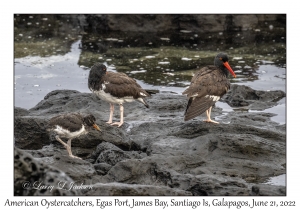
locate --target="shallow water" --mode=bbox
[264,174,286,186]
[14,15,286,125]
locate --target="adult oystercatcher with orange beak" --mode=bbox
[88,63,150,127]
[182,52,236,123]
[48,113,101,159]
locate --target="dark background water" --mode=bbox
[14,14,286,124]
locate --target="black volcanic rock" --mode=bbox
[86,182,192,196]
[14,117,49,150]
[14,87,286,196]
[79,14,285,34]
[92,142,147,166]
[14,147,79,196]
[93,163,112,175]
[251,184,286,196]
[223,84,286,109]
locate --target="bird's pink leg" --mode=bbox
[203,106,219,124]
[67,139,82,159]
[106,103,114,124]
[55,136,68,148]
[55,136,81,159]
[111,104,124,127]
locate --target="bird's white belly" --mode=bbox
[94,90,135,104]
[54,125,86,139]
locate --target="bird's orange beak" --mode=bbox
[93,124,101,131]
[223,62,236,78]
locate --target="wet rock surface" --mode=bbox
[14,85,286,196]
[251,184,286,196]
[222,84,286,109]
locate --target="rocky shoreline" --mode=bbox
[14,84,286,196]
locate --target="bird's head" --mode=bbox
[83,114,101,132]
[214,53,236,78]
[88,63,107,91]
[90,63,107,77]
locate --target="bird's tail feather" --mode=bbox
[184,97,216,121]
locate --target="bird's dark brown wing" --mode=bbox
[184,96,217,121]
[182,66,229,97]
[48,113,84,132]
[183,66,230,121]
[101,72,150,99]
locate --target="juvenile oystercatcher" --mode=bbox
[48,113,101,159]
[88,63,150,127]
[182,52,236,123]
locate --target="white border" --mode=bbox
[2,0,298,209]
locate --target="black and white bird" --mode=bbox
[88,63,150,127]
[182,53,236,123]
[48,113,101,159]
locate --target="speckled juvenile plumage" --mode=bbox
[48,113,101,159]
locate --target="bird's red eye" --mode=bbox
[219,57,222,61]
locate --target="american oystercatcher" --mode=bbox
[182,52,236,123]
[48,113,101,159]
[88,63,150,127]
